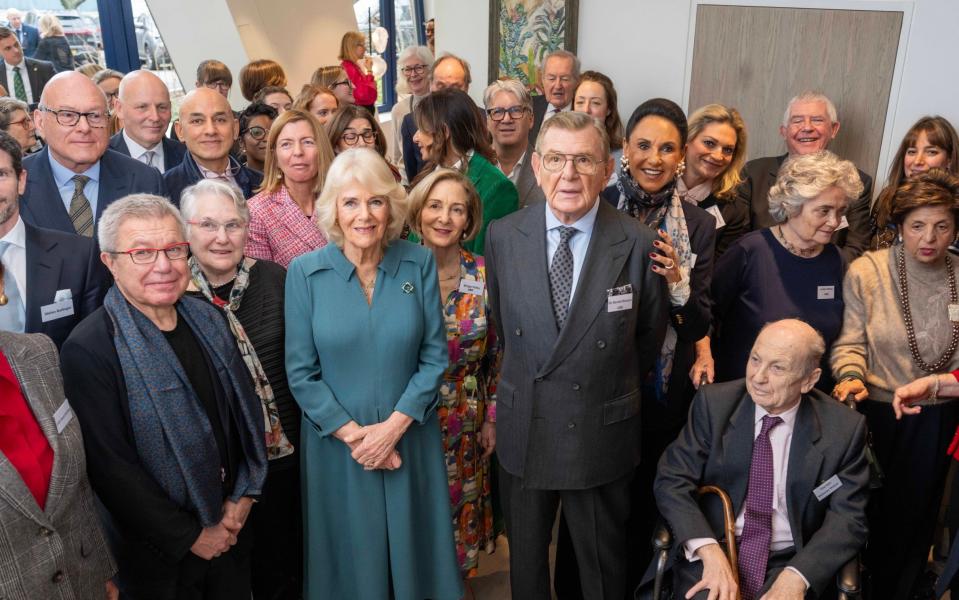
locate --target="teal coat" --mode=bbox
[285,240,462,599]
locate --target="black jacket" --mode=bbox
[163,152,263,206]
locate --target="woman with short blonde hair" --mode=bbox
[338,31,378,113]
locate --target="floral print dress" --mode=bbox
[438,248,500,577]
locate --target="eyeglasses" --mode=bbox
[340,130,377,145]
[38,105,108,128]
[487,106,528,121]
[108,242,190,264]
[401,64,428,76]
[540,153,604,175]
[242,125,267,140]
[203,81,230,93]
[331,79,353,90]
[188,219,246,236]
[7,116,32,130]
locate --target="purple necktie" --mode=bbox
[738,414,783,600]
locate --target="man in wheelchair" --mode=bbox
[651,319,869,600]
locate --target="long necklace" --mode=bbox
[897,247,959,372]
[775,225,819,258]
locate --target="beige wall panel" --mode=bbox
[688,5,902,187]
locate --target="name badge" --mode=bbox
[949,304,959,322]
[458,278,485,296]
[813,474,842,501]
[837,215,849,231]
[705,204,726,229]
[817,285,835,300]
[607,284,633,312]
[54,398,74,433]
[41,298,74,323]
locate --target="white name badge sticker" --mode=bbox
[458,279,485,296]
[817,285,835,300]
[607,284,634,312]
[813,474,842,501]
[950,303,959,322]
[837,216,850,231]
[54,399,74,434]
[705,204,726,229]
[40,298,74,323]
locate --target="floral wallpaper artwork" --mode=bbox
[488,0,579,90]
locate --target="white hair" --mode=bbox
[768,151,864,222]
[98,194,185,252]
[542,49,581,79]
[395,45,434,95]
[782,91,838,128]
[179,179,249,231]
[483,78,531,110]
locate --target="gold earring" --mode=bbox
[675,160,686,178]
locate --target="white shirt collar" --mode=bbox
[5,57,24,69]
[0,215,25,249]
[123,129,162,157]
[545,195,600,235]
[753,399,801,428]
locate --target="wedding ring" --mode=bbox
[664,260,675,270]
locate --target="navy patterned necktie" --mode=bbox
[548,225,576,329]
[738,414,784,600]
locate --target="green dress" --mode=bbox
[285,240,463,599]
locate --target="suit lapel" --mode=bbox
[720,393,756,512]
[517,157,537,207]
[24,224,60,333]
[0,339,51,525]
[541,201,628,374]
[786,397,823,548]
[97,153,129,222]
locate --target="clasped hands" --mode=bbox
[337,412,413,471]
[690,543,805,600]
[190,496,254,560]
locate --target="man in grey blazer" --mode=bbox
[737,91,873,262]
[654,319,869,599]
[485,78,546,209]
[486,111,667,599]
[0,331,115,599]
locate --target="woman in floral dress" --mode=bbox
[408,168,500,586]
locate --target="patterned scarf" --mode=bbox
[676,177,713,206]
[104,286,267,526]
[615,160,693,400]
[189,257,294,460]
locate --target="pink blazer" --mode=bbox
[245,186,327,268]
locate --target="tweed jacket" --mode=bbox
[0,331,115,600]
[245,185,328,269]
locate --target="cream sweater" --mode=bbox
[830,247,959,403]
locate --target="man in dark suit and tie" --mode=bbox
[0,26,52,109]
[528,50,579,146]
[654,319,869,600]
[20,72,165,236]
[5,9,38,57]
[109,70,186,173]
[0,131,108,347]
[485,111,667,599]
[737,92,873,262]
[401,53,471,183]
[485,78,546,209]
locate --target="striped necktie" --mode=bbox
[69,174,94,237]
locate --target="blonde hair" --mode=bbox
[338,31,366,63]
[686,104,748,200]
[407,168,482,242]
[316,148,408,249]
[38,14,64,37]
[768,151,863,223]
[259,109,334,196]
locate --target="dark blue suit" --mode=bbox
[401,112,425,184]
[163,152,263,206]
[24,221,110,348]
[13,24,39,57]
[108,131,187,173]
[19,147,166,235]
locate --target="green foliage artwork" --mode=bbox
[492,0,577,91]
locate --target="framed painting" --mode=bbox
[487,0,579,89]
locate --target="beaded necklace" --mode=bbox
[896,247,959,372]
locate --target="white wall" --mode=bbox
[437,0,959,191]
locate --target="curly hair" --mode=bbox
[768,151,863,223]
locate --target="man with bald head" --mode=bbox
[19,72,165,235]
[164,87,261,205]
[652,319,869,600]
[109,70,186,173]
[401,52,472,182]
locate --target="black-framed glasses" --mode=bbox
[108,242,190,264]
[340,130,377,145]
[203,81,230,93]
[487,106,528,121]
[540,153,604,175]
[241,125,267,140]
[38,105,108,128]
[331,79,353,90]
[401,64,428,76]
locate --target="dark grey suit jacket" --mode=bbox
[528,94,549,146]
[738,153,873,263]
[0,57,54,107]
[513,151,546,209]
[485,199,668,490]
[0,332,115,599]
[19,147,166,235]
[654,380,869,595]
[108,131,188,173]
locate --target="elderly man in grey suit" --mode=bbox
[654,319,869,600]
[0,331,116,600]
[485,110,667,599]
[485,78,546,209]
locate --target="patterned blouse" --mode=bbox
[245,185,327,269]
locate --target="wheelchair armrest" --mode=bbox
[652,520,673,552]
[836,554,861,599]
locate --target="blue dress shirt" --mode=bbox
[48,153,100,219]
[545,198,599,306]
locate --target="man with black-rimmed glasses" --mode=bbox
[19,72,165,236]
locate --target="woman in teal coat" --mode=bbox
[285,148,462,599]
[410,87,519,254]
